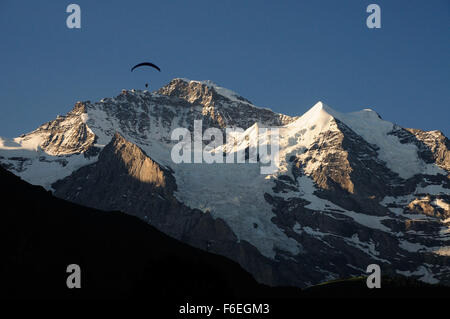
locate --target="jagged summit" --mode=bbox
[162,78,254,105]
[109,78,255,107]
[87,80,376,127]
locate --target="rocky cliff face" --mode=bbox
[156,79,293,129]
[52,132,282,285]
[1,78,449,287]
[401,128,450,172]
[22,102,97,156]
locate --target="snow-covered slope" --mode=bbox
[1,78,448,287]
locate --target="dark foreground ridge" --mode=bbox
[0,166,448,305]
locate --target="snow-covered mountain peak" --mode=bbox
[297,101,381,125]
[308,100,333,112]
[1,79,449,287]
[300,101,336,120]
[285,101,337,140]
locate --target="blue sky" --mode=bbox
[0,0,449,137]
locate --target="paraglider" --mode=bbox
[131,62,161,72]
[131,62,161,89]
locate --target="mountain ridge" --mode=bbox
[1,78,448,288]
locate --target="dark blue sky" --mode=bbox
[1,0,449,137]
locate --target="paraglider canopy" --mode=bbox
[131,62,161,72]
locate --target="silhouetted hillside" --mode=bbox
[0,166,448,308]
[0,166,283,301]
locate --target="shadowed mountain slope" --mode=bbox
[1,166,449,303]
